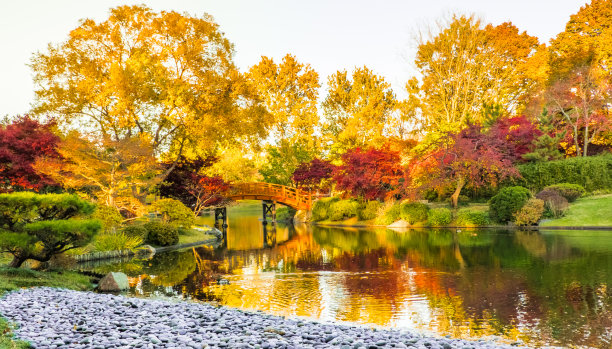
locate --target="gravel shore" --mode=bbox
[0,288,528,349]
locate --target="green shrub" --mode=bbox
[400,202,430,224]
[152,198,194,228]
[358,201,381,220]
[455,208,491,226]
[544,183,585,202]
[93,232,143,251]
[0,192,100,268]
[329,200,359,221]
[536,189,569,218]
[489,186,531,223]
[515,154,612,192]
[513,198,545,226]
[121,225,148,240]
[427,208,452,226]
[312,197,339,221]
[144,221,179,246]
[276,206,297,222]
[92,205,123,232]
[374,201,401,225]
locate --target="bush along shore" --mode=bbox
[0,288,528,349]
[308,183,612,229]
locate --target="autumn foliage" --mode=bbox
[0,116,59,193]
[292,158,335,192]
[408,125,519,207]
[333,147,403,200]
[158,157,230,216]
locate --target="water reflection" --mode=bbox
[83,204,612,348]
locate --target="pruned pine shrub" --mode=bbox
[427,208,452,226]
[514,198,545,226]
[489,186,531,223]
[0,192,100,268]
[400,202,429,224]
[152,198,194,228]
[144,221,179,246]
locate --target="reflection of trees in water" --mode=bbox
[89,224,612,347]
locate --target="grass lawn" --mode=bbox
[0,267,93,348]
[178,228,216,245]
[540,194,612,227]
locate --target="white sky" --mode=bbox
[0,0,588,117]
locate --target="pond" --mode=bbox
[84,202,612,348]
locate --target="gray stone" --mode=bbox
[98,272,130,292]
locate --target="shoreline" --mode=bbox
[0,287,530,349]
[311,222,612,231]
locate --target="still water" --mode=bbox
[88,203,612,348]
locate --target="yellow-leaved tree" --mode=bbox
[248,54,321,185]
[30,5,268,202]
[322,66,397,159]
[407,15,543,134]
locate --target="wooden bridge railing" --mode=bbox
[228,182,312,210]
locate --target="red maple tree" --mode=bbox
[0,116,60,192]
[292,158,335,192]
[488,116,541,163]
[333,147,403,200]
[158,157,230,216]
[408,125,519,207]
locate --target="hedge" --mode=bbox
[515,154,612,192]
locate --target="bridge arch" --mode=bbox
[227,182,312,211]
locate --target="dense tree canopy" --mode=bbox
[158,156,230,217]
[323,67,397,157]
[30,5,268,162]
[408,125,519,207]
[334,147,403,201]
[0,116,59,193]
[34,133,159,216]
[408,15,542,133]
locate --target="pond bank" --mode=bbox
[0,287,528,349]
[312,222,612,231]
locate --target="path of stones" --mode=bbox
[0,288,528,349]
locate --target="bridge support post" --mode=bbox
[214,207,228,229]
[262,200,276,224]
[263,222,277,248]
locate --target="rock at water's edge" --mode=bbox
[98,272,129,292]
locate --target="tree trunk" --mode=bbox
[9,255,27,268]
[450,176,465,208]
[583,124,589,157]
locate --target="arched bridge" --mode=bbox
[227,182,312,210]
[212,182,312,228]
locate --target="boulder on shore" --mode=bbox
[98,272,129,292]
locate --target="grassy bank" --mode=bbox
[540,194,612,227]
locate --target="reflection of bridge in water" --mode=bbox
[213,182,313,228]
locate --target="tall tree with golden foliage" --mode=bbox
[249,54,321,184]
[323,66,397,158]
[30,5,268,164]
[408,15,543,134]
[249,54,320,146]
